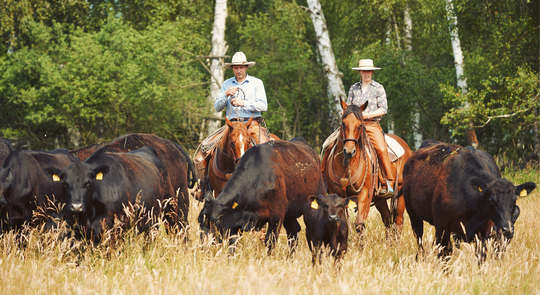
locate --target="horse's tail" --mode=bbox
[173,142,197,189]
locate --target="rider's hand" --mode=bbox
[231,96,245,107]
[225,87,238,96]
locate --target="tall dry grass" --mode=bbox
[0,166,539,294]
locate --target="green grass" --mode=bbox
[0,167,539,294]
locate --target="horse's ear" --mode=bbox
[246,116,253,127]
[340,99,348,112]
[225,117,234,129]
[360,101,369,112]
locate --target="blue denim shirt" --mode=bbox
[215,74,268,119]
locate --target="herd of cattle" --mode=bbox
[0,134,536,264]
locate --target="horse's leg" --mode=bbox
[283,213,301,255]
[374,197,393,239]
[355,187,372,239]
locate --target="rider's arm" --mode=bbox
[242,78,267,112]
[215,80,233,112]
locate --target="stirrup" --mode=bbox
[378,180,394,199]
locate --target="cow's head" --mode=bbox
[309,194,358,229]
[472,177,536,239]
[44,162,110,216]
[198,195,252,238]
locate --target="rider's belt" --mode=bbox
[230,117,261,123]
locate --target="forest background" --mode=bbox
[0,0,538,161]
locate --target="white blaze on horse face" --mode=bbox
[239,134,246,157]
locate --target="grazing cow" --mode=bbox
[0,149,78,232]
[0,137,14,165]
[70,133,196,224]
[44,146,176,239]
[304,194,358,264]
[198,138,326,253]
[402,140,536,258]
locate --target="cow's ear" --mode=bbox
[308,195,319,209]
[93,165,110,181]
[516,182,536,198]
[470,177,487,193]
[345,196,359,210]
[43,167,62,182]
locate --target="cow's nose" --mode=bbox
[328,214,340,222]
[71,203,84,212]
[501,226,513,238]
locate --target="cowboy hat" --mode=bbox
[351,59,381,71]
[224,52,256,69]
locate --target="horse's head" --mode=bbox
[340,100,368,167]
[226,117,254,164]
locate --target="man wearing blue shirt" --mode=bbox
[193,52,272,201]
[214,52,270,143]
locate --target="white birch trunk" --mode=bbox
[306,0,346,119]
[445,0,467,92]
[206,0,228,137]
[404,4,423,150]
[446,0,479,147]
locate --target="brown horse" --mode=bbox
[205,117,280,200]
[322,99,412,237]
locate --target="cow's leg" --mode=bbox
[265,218,282,255]
[374,197,393,239]
[406,206,425,259]
[436,227,452,258]
[283,213,301,254]
[90,216,113,241]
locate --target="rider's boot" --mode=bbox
[377,152,395,199]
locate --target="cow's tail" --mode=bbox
[174,142,197,189]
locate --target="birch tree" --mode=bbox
[404,4,423,150]
[445,0,478,147]
[205,0,228,137]
[305,0,346,125]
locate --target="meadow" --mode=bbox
[0,165,539,294]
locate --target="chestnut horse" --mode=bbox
[205,117,280,200]
[322,100,412,237]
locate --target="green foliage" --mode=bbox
[0,18,210,149]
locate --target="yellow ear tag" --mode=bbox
[52,174,60,182]
[232,202,238,209]
[311,200,318,210]
[347,199,357,210]
[478,187,482,192]
[96,172,103,180]
[520,189,527,197]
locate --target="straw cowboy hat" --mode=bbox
[351,59,381,71]
[224,52,256,69]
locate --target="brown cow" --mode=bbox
[304,194,358,264]
[402,140,536,259]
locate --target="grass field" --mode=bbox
[0,165,539,294]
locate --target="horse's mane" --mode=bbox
[218,124,232,151]
[342,104,363,121]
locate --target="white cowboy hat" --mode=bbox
[224,52,256,69]
[351,59,381,71]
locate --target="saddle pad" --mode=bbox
[385,134,405,162]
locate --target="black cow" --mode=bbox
[44,146,176,239]
[304,194,358,264]
[198,138,326,253]
[70,133,195,225]
[0,149,78,232]
[402,141,536,258]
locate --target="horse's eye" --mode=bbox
[231,143,235,149]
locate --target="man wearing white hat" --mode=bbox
[347,59,394,198]
[192,52,272,201]
[214,51,270,142]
